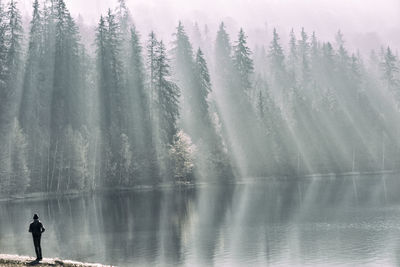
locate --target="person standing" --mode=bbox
[29,214,45,261]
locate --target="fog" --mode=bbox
[2,0,400,266]
[18,0,400,53]
[0,0,395,190]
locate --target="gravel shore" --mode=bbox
[0,254,113,267]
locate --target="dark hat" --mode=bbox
[33,214,39,220]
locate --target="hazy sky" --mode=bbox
[17,0,400,53]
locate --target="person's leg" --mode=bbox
[33,236,40,260]
[38,236,42,260]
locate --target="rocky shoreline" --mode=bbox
[0,254,113,267]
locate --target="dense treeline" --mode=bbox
[0,0,400,195]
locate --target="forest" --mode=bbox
[0,0,400,195]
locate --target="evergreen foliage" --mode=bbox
[1,1,400,195]
[233,28,254,95]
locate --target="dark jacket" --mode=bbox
[29,220,45,236]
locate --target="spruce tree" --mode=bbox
[19,0,44,191]
[6,0,23,77]
[298,28,311,88]
[0,3,7,90]
[95,9,132,187]
[0,1,25,195]
[171,21,196,138]
[95,15,113,187]
[215,22,233,84]
[128,26,158,183]
[155,40,180,146]
[194,48,212,126]
[147,31,158,116]
[233,28,254,96]
[268,28,286,83]
[2,0,23,123]
[287,28,297,80]
[196,47,234,181]
[129,26,148,133]
[20,0,42,130]
[268,28,289,111]
[115,0,131,36]
[381,47,399,90]
[46,0,89,191]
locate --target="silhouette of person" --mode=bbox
[29,214,45,261]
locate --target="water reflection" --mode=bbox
[2,175,400,266]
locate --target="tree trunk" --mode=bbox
[49,138,59,191]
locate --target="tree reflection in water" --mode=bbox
[1,175,400,266]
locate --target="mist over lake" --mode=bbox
[1,0,400,266]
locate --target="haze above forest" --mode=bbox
[17,0,400,54]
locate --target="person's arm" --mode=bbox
[29,223,32,233]
[41,223,45,233]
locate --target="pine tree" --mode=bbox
[268,28,286,71]
[147,31,158,114]
[233,28,254,95]
[155,40,180,146]
[6,0,23,80]
[298,28,309,57]
[381,46,399,90]
[194,47,235,181]
[288,28,297,76]
[95,9,132,187]
[268,28,289,108]
[0,3,7,90]
[128,26,158,183]
[171,21,195,133]
[310,31,319,63]
[96,16,109,130]
[172,21,216,148]
[337,39,350,72]
[95,15,114,187]
[106,9,123,131]
[105,9,131,186]
[172,22,194,77]
[0,1,26,195]
[129,26,148,130]
[115,0,133,125]
[322,42,335,78]
[298,28,311,87]
[2,0,399,190]
[42,0,90,191]
[19,0,45,191]
[215,22,233,84]
[195,48,212,126]
[51,0,84,132]
[1,0,23,123]
[115,0,131,36]
[20,0,42,127]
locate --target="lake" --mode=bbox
[1,174,400,266]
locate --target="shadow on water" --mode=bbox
[2,174,400,266]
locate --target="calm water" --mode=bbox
[2,174,400,266]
